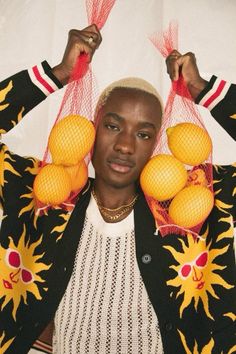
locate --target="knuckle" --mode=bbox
[68,29,82,42]
[91,23,99,31]
[185,52,195,59]
[69,29,79,36]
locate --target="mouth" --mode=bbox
[108,158,135,174]
[3,279,13,289]
[196,281,205,289]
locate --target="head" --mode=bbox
[92,77,163,190]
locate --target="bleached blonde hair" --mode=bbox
[94,77,163,125]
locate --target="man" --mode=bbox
[0,25,235,354]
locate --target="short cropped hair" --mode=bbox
[94,77,163,125]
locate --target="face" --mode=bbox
[92,88,162,189]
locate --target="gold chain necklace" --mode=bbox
[91,188,138,222]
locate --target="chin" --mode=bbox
[105,175,139,190]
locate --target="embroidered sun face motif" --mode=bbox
[178,250,208,288]
[0,225,50,320]
[164,234,234,319]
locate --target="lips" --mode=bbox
[196,281,205,289]
[3,279,13,289]
[108,158,135,174]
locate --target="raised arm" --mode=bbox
[0,24,102,135]
[0,25,102,211]
[52,24,102,86]
[166,50,236,140]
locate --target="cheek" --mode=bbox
[94,133,109,155]
[136,143,155,166]
[92,134,109,168]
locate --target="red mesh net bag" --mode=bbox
[140,21,214,237]
[33,0,115,214]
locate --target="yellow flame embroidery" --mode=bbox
[0,81,12,104]
[0,332,15,354]
[0,147,21,202]
[0,80,25,133]
[51,212,71,241]
[178,330,215,354]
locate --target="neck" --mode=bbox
[93,180,137,209]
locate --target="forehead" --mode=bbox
[98,87,162,127]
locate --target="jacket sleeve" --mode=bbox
[195,75,236,141]
[196,76,236,224]
[0,61,62,208]
[0,61,62,135]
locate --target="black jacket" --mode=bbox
[0,63,235,353]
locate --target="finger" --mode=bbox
[87,24,102,46]
[169,49,181,57]
[171,61,180,81]
[174,53,197,76]
[68,28,99,49]
[182,52,196,62]
[78,35,98,63]
[81,31,101,49]
[166,52,182,81]
[80,24,102,48]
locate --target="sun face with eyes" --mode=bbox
[0,225,50,320]
[164,234,234,319]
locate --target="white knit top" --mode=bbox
[53,195,163,354]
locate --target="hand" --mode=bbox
[52,24,102,86]
[166,50,208,100]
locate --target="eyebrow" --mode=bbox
[103,112,157,130]
[103,112,123,121]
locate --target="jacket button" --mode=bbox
[165,322,173,331]
[141,254,152,264]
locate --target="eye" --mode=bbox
[105,123,119,131]
[195,251,208,268]
[137,131,151,140]
[5,249,21,269]
[179,264,192,278]
[21,268,34,284]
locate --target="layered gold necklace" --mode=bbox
[91,188,138,222]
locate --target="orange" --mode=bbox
[169,185,214,228]
[65,160,88,192]
[140,154,187,201]
[166,122,212,166]
[33,164,72,205]
[48,114,95,166]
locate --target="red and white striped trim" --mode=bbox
[32,339,52,353]
[198,77,231,111]
[28,63,59,96]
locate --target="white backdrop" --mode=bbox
[0,0,235,166]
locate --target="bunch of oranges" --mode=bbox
[33,115,95,206]
[140,122,214,229]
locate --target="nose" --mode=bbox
[192,266,203,282]
[114,131,135,155]
[9,269,21,283]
